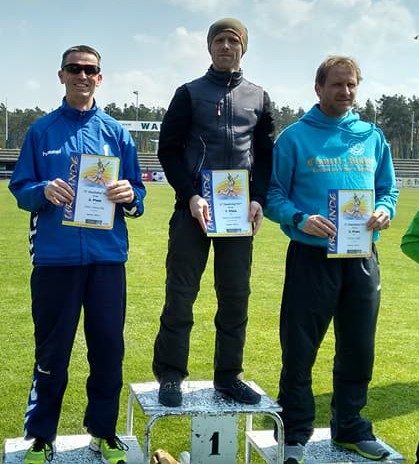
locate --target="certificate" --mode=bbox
[327,189,373,258]
[201,169,252,237]
[62,153,120,230]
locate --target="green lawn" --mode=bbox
[0,181,418,462]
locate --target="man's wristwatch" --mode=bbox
[292,211,305,227]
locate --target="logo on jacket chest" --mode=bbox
[42,148,62,157]
[348,140,366,156]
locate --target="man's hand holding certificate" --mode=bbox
[328,189,373,258]
[201,169,252,237]
[62,153,120,230]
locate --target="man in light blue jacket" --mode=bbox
[9,45,146,464]
[265,55,398,464]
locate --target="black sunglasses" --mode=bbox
[62,63,101,75]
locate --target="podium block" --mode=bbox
[2,435,143,464]
[246,427,405,463]
[191,414,239,462]
[126,380,283,464]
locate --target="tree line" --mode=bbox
[1,95,419,159]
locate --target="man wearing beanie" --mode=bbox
[207,17,248,55]
[152,17,274,407]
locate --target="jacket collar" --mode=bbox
[60,97,98,120]
[205,66,243,88]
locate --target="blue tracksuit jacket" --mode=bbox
[9,98,146,265]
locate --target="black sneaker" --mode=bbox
[214,379,261,404]
[158,379,182,407]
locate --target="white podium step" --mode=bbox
[246,427,405,463]
[2,434,143,464]
[127,381,283,464]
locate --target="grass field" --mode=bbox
[0,180,418,463]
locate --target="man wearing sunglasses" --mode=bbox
[9,45,146,464]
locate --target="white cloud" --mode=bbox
[25,79,41,90]
[133,33,157,45]
[245,0,419,108]
[251,0,415,49]
[99,0,419,113]
[100,27,210,109]
[169,0,240,13]
[100,70,167,109]
[165,27,209,74]
[252,0,314,35]
[17,19,29,36]
[3,0,419,113]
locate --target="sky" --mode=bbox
[2,0,419,115]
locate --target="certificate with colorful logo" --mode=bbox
[62,153,119,229]
[201,169,252,237]
[327,189,373,258]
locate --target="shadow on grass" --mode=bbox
[259,381,419,428]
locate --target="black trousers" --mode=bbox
[153,209,253,383]
[25,264,126,443]
[278,241,380,444]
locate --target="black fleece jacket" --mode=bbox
[158,66,275,209]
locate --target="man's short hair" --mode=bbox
[61,45,101,68]
[315,56,362,86]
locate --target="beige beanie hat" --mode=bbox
[207,17,248,55]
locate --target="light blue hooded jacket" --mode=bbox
[264,104,399,247]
